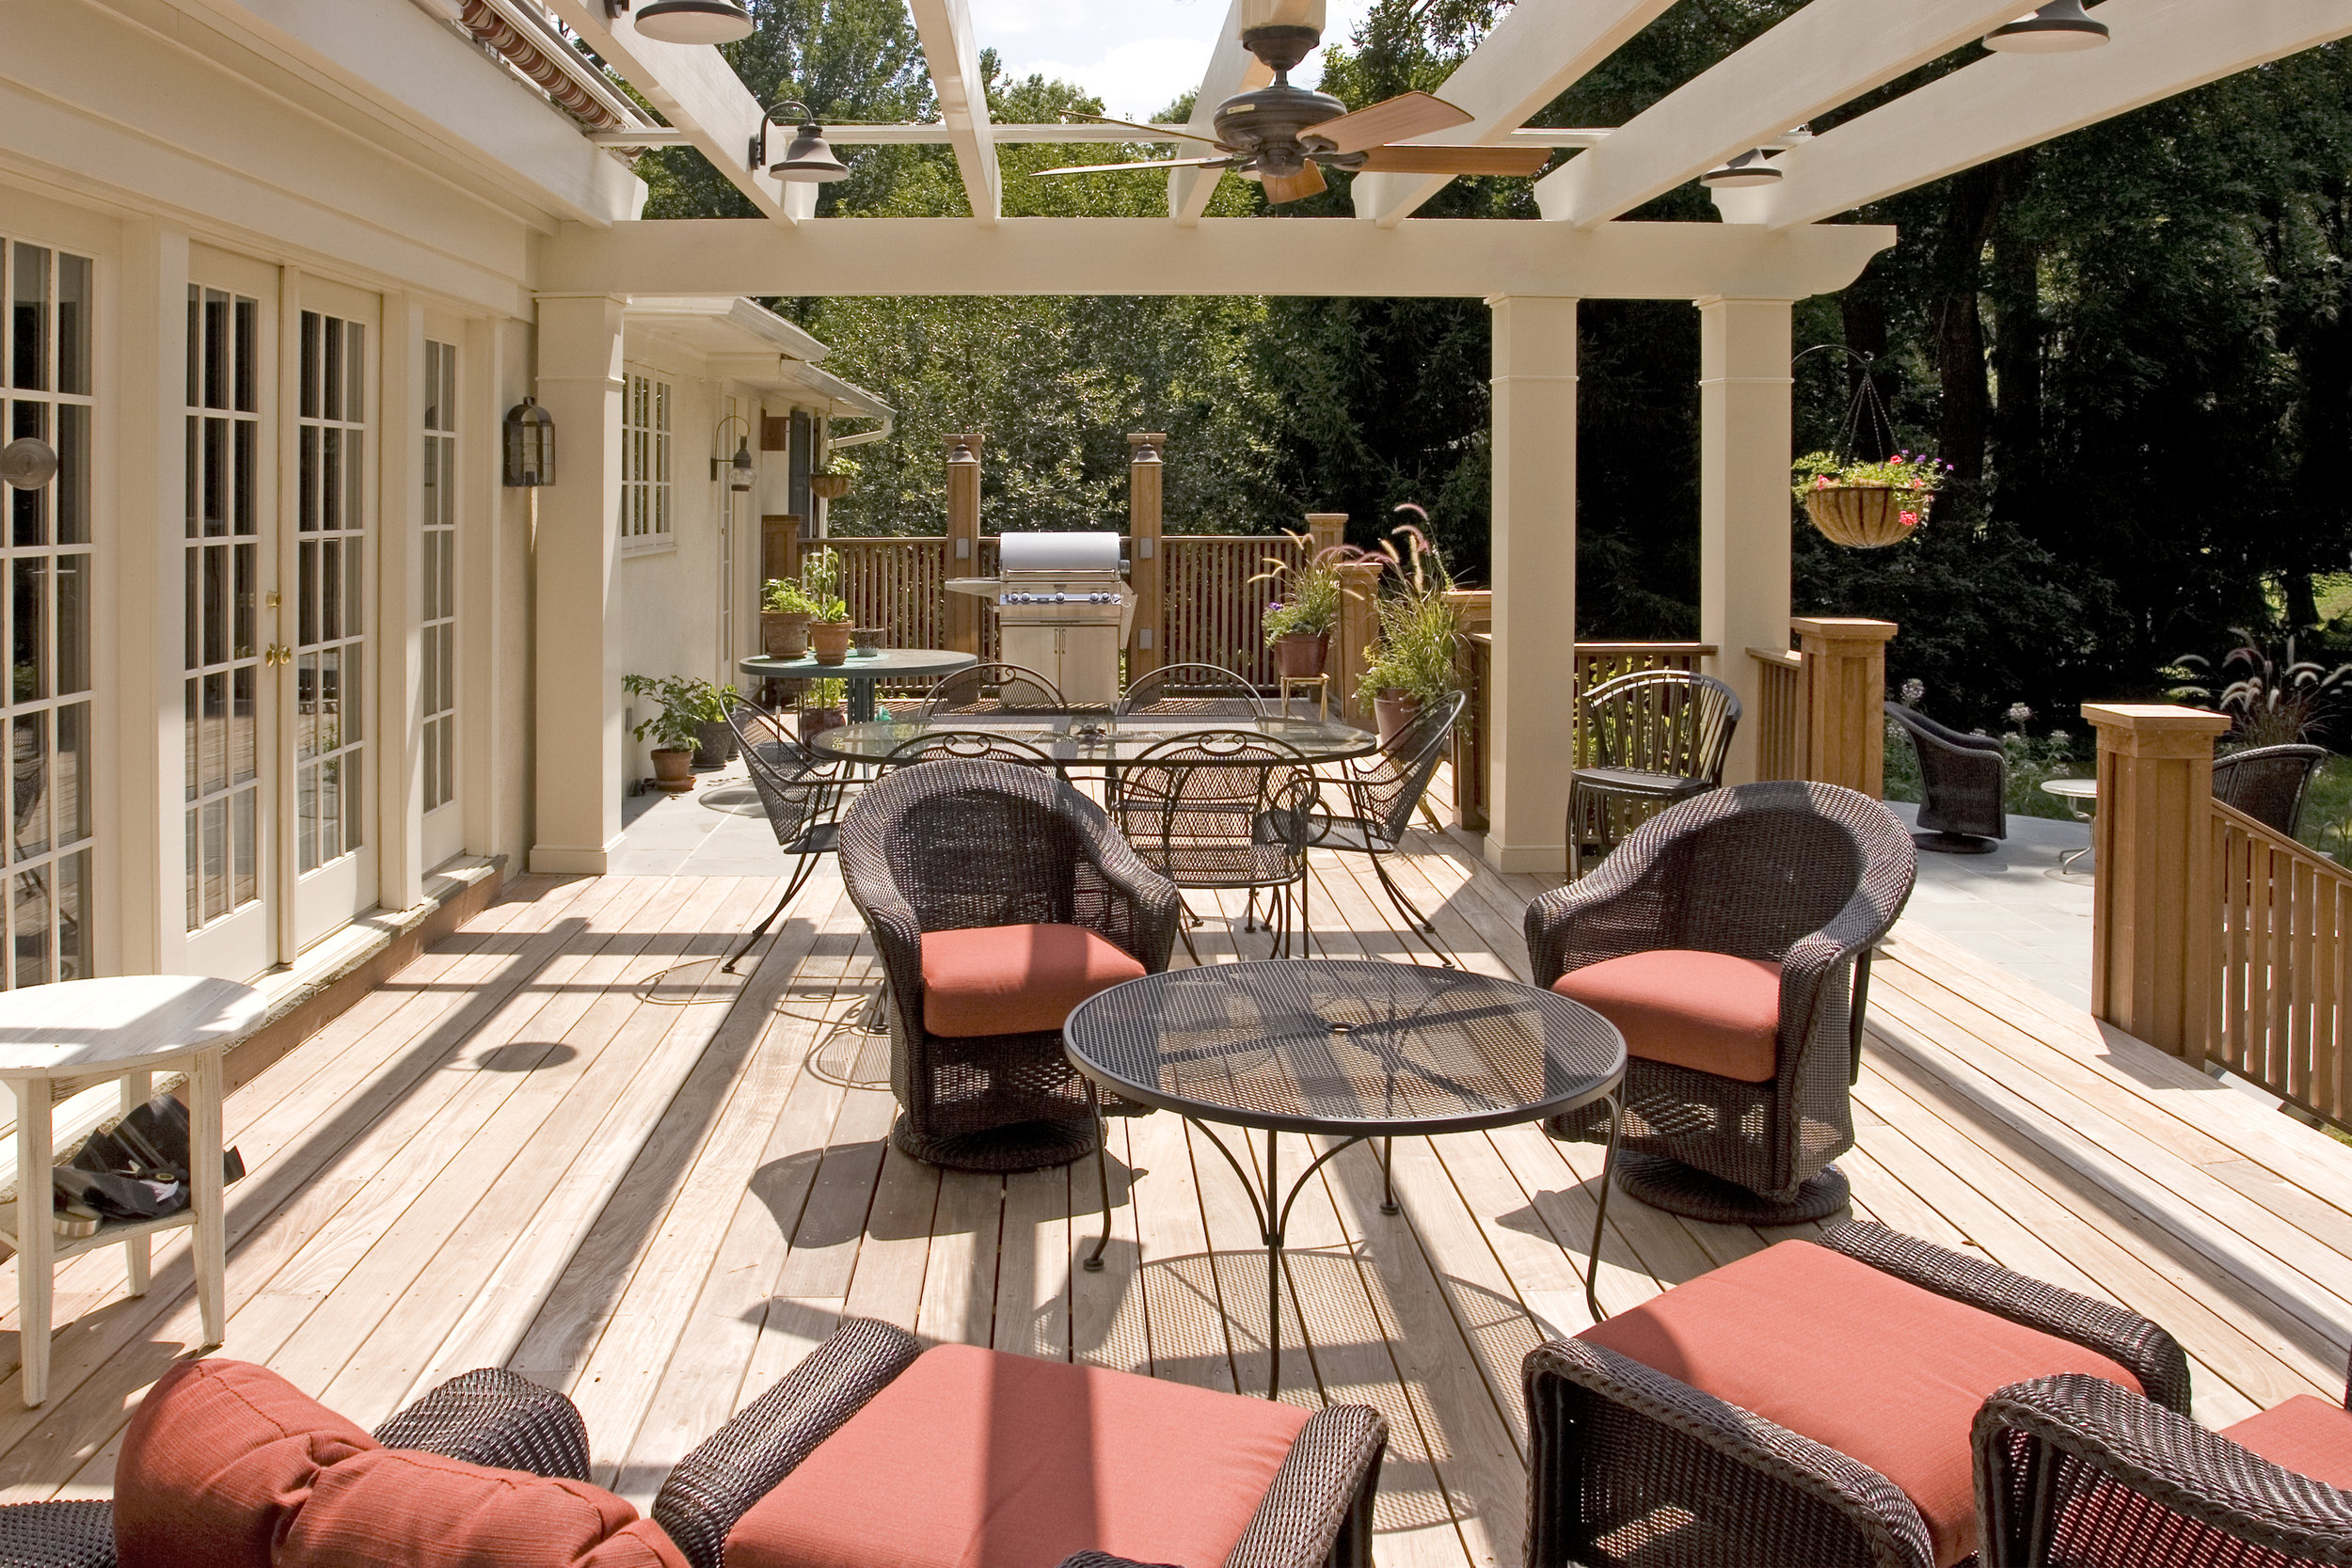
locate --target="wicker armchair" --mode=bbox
[1974,1347,2352,1567]
[1299,690,1465,966]
[723,705,850,974]
[657,1319,1388,1568]
[1117,662,1267,721]
[838,759,1182,1171]
[0,1367,590,1568]
[1528,1221,2191,1568]
[2212,742,2329,837]
[1884,701,2008,852]
[1569,671,1740,879]
[1527,780,1916,1223]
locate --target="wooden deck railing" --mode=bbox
[2210,798,2349,1129]
[1163,534,1302,685]
[1749,646,1807,781]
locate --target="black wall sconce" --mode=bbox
[712,413,756,492]
[503,398,555,487]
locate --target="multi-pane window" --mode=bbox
[620,372,670,549]
[421,340,457,813]
[4,240,95,985]
[294,310,367,873]
[183,283,262,932]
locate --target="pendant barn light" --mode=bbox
[753,101,850,182]
[1985,0,2109,53]
[712,415,757,491]
[1701,149,1781,188]
[604,0,754,46]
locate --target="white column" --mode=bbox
[378,293,426,910]
[459,315,510,865]
[1485,295,1580,874]
[1697,296,1794,787]
[529,294,626,875]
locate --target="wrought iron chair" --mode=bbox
[883,727,1064,776]
[2212,742,2329,837]
[722,705,850,975]
[1974,1343,2352,1567]
[1528,780,1916,1223]
[914,661,1066,720]
[1568,670,1740,879]
[1115,662,1267,721]
[1884,700,2008,852]
[838,759,1181,1170]
[1297,690,1466,966]
[1111,729,1318,962]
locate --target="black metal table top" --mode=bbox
[1063,959,1626,1137]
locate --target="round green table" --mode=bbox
[738,649,977,721]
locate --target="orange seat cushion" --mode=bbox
[279,1448,687,1568]
[724,1343,1311,1568]
[2222,1395,2352,1490]
[1578,1240,2143,1568]
[921,924,1146,1037]
[1550,949,1783,1083]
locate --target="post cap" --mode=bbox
[1791,616,1899,644]
[2082,703,2232,760]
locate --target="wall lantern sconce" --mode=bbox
[753,101,851,182]
[0,438,57,490]
[713,414,756,492]
[602,0,753,45]
[1985,1,2109,52]
[502,398,555,487]
[1701,148,1781,188]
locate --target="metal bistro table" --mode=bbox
[1064,959,1627,1397]
[738,648,977,723]
[2041,776,2099,877]
[807,711,1382,769]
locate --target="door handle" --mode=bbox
[262,643,293,667]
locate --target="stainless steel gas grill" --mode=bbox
[946,531,1135,705]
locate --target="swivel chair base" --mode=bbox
[1913,829,1998,855]
[1615,1151,1852,1225]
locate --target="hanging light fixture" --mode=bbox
[605,0,754,46]
[1701,149,1781,188]
[1984,1,2109,53]
[501,399,554,488]
[752,101,850,182]
[712,415,756,492]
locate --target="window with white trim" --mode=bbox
[620,372,671,551]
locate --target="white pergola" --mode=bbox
[521,0,2352,874]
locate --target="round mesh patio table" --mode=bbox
[1064,958,1626,1395]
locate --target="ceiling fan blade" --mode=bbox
[1062,114,1225,148]
[1353,145,1553,177]
[1031,156,1234,177]
[1260,163,1327,205]
[1304,91,1471,155]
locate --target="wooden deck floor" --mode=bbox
[1,829,2348,1568]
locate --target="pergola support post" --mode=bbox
[1484,294,1580,874]
[2084,704,2232,1063]
[1697,296,1794,787]
[945,434,984,655]
[529,294,627,875]
[1127,434,1166,678]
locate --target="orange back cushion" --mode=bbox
[278,1448,687,1568]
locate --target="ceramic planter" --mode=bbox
[810,621,853,665]
[650,749,696,793]
[1273,631,1329,679]
[799,705,847,742]
[691,720,734,769]
[761,610,813,659]
[1373,689,1422,746]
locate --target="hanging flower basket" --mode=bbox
[1804,483,1934,548]
[808,471,852,500]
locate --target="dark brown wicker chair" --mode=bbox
[1299,689,1466,966]
[1116,662,1267,721]
[1569,670,1740,879]
[656,1319,1388,1568]
[1884,701,2008,853]
[723,705,850,974]
[1111,729,1317,961]
[838,759,1183,1171]
[0,1367,592,1568]
[1527,1221,2191,1568]
[2212,742,2329,837]
[915,661,1066,719]
[1527,780,1917,1223]
[1974,1345,2352,1567]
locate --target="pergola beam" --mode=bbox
[1353,0,1680,229]
[1534,0,2032,230]
[908,0,1001,224]
[1717,0,2352,230]
[1168,0,1272,226]
[536,0,792,225]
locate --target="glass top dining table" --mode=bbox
[804,710,1383,768]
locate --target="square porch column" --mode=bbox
[1485,295,1580,873]
[1698,296,1795,787]
[529,294,626,875]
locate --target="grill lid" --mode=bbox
[999,531,1122,577]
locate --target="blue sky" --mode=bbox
[969,1,1382,120]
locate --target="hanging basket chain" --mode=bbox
[1791,344,1928,549]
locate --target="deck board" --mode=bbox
[1,841,2346,1564]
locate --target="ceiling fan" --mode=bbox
[1032,2,1549,205]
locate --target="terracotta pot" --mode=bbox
[650,749,696,793]
[799,706,847,742]
[761,610,812,660]
[1803,484,1932,549]
[1373,689,1422,746]
[1273,631,1330,679]
[810,621,853,665]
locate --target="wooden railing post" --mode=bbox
[2084,704,2233,1062]
[1127,434,1166,679]
[1335,559,1383,726]
[761,514,801,590]
[1305,512,1347,557]
[944,433,983,655]
[1792,617,1897,797]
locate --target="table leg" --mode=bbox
[1085,1095,1112,1274]
[848,678,877,723]
[1379,1137,1398,1215]
[190,1050,226,1349]
[1587,1092,1623,1325]
[1262,1130,1281,1400]
[120,1069,151,1297]
[11,1078,50,1407]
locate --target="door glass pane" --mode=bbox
[11,246,47,390]
[11,712,44,860]
[183,274,261,934]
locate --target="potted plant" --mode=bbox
[761,576,819,659]
[801,548,854,666]
[1791,451,1949,548]
[1253,531,1343,679]
[801,677,849,741]
[622,673,735,793]
[1354,519,1465,743]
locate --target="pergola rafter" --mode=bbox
[907,0,1001,224]
[1168,0,1275,227]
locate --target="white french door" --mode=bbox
[418,331,463,871]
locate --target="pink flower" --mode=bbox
[1813,476,1831,488]
[1899,511,1920,528]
